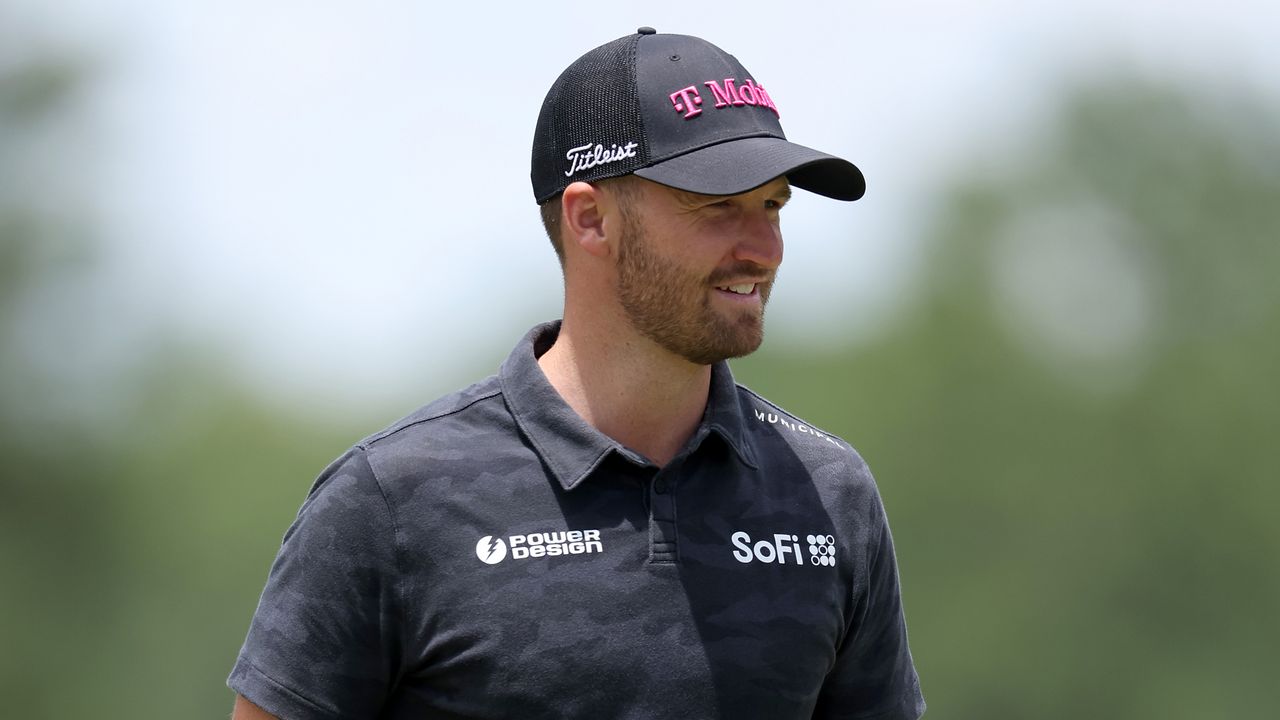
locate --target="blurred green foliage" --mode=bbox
[0,45,362,718]
[736,80,1280,717]
[2,35,1277,719]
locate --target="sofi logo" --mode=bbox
[731,531,837,567]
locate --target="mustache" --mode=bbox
[707,262,775,286]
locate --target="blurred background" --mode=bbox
[2,1,1277,717]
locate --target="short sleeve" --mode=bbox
[227,446,403,720]
[813,498,925,719]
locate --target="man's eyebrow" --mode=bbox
[669,183,791,207]
[767,185,793,206]
[670,188,721,206]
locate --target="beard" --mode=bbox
[614,208,774,366]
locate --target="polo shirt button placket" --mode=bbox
[649,472,678,564]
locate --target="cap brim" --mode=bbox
[633,136,865,201]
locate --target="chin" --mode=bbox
[684,327,765,365]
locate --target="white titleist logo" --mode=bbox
[732,531,837,567]
[564,142,639,177]
[476,529,604,564]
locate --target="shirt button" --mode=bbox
[654,478,669,494]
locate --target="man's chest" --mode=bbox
[382,468,858,719]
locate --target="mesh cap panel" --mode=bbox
[531,34,650,203]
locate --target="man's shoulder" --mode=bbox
[732,383,891,522]
[296,373,523,520]
[357,373,511,456]
[733,383,871,472]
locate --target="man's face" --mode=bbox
[613,177,790,365]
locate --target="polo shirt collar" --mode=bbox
[500,321,759,491]
[703,355,760,471]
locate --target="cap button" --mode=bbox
[637,26,656,35]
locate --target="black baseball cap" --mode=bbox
[531,27,865,204]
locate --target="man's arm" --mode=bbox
[232,694,279,720]
[227,447,403,718]
[812,488,925,719]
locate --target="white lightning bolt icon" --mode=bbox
[475,535,507,564]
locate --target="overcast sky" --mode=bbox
[15,0,1279,409]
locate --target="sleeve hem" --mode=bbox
[816,696,926,720]
[227,654,340,720]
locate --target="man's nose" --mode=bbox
[732,212,784,270]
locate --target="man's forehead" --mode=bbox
[661,176,792,205]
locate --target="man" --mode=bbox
[229,28,924,720]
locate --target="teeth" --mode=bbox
[727,283,754,294]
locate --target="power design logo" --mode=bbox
[732,531,837,567]
[475,529,604,564]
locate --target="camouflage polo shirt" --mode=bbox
[228,321,925,720]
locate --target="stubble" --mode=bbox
[614,204,773,366]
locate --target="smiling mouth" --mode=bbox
[715,283,757,295]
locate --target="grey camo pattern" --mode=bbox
[228,321,925,720]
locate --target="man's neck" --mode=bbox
[537,319,711,468]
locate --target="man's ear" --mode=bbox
[561,181,612,260]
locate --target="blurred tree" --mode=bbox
[736,79,1280,718]
[0,31,359,718]
[1,40,109,718]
